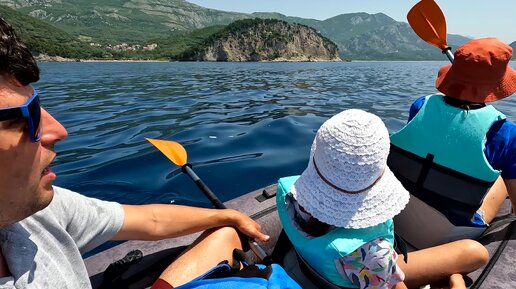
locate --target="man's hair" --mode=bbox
[0,17,39,85]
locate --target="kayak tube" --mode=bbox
[85,184,516,289]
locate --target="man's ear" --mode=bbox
[0,74,34,102]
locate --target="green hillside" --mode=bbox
[0,5,102,58]
[112,26,225,60]
[0,3,225,60]
[1,0,247,44]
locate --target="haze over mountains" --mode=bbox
[1,0,509,60]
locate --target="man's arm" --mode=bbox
[112,204,270,242]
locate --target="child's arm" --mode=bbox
[396,239,487,288]
[392,281,408,289]
[449,274,466,289]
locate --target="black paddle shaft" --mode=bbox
[442,47,454,62]
[181,164,270,262]
[182,165,225,209]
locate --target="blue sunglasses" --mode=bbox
[0,89,42,142]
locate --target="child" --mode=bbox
[276,109,487,289]
[390,38,516,247]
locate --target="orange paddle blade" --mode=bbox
[146,138,187,166]
[407,0,448,50]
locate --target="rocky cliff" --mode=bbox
[178,19,341,62]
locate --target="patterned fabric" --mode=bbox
[337,237,404,289]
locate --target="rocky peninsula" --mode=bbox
[177,19,341,62]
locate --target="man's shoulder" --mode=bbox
[48,186,85,209]
[50,186,122,215]
[52,186,80,196]
[51,186,104,205]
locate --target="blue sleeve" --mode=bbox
[485,119,516,179]
[408,96,426,122]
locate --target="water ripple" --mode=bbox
[37,61,516,206]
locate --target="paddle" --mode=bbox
[407,0,454,62]
[146,137,270,262]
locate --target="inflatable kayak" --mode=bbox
[85,184,515,289]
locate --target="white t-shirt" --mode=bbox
[0,186,124,288]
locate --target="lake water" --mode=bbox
[39,61,516,207]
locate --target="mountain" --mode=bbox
[511,41,516,59]
[448,34,471,47]
[0,0,249,44]
[0,5,101,58]
[177,19,340,62]
[281,13,471,60]
[0,0,474,60]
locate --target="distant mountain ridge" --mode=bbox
[0,0,484,60]
[0,0,250,42]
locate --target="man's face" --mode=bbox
[0,76,68,227]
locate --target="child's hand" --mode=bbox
[449,273,466,289]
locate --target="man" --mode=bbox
[0,17,269,289]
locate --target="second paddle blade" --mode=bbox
[407,0,448,50]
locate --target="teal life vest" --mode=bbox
[388,94,506,226]
[276,176,394,288]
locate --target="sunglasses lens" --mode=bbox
[28,95,42,142]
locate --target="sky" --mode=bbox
[187,0,516,44]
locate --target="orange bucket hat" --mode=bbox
[435,38,516,103]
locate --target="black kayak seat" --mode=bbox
[394,194,486,249]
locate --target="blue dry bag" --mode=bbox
[175,263,302,289]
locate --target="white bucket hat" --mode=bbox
[291,109,409,229]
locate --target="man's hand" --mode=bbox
[227,209,270,242]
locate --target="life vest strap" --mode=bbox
[388,145,495,226]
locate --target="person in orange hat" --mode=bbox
[388,38,516,286]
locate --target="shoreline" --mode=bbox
[34,53,171,62]
[78,59,170,63]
